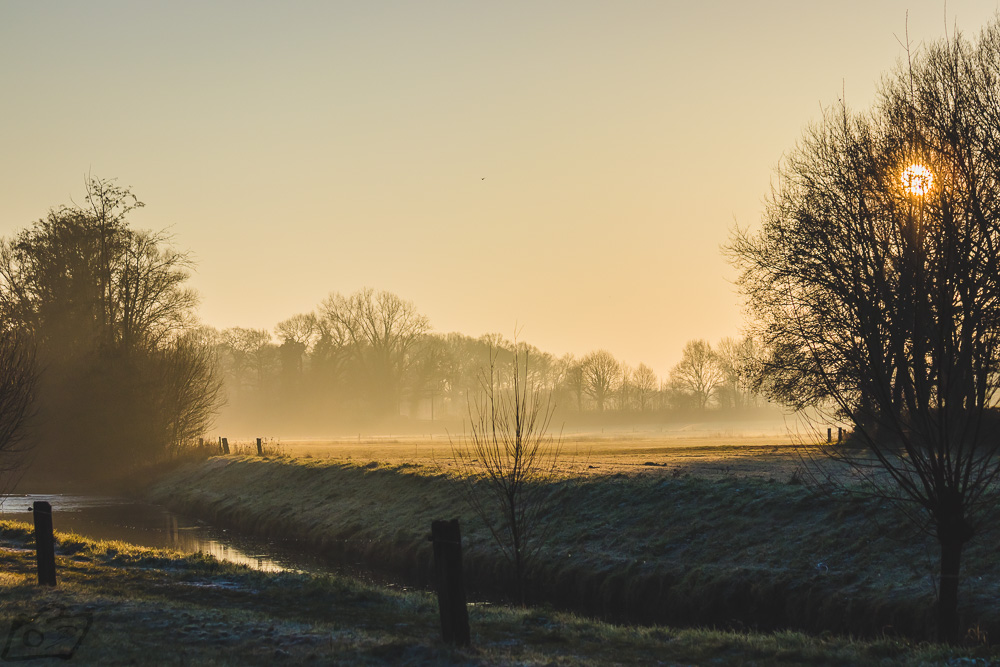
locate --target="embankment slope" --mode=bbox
[149,456,1000,639]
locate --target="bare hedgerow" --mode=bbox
[451,341,561,605]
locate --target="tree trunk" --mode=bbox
[938,536,963,644]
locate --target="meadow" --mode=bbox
[146,434,1000,644]
[236,430,809,479]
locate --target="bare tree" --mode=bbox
[729,21,1000,642]
[0,178,195,358]
[0,177,221,479]
[632,363,659,412]
[668,340,724,410]
[555,355,585,412]
[222,327,276,391]
[715,336,760,409]
[152,338,224,453]
[274,313,318,348]
[0,331,36,481]
[275,313,318,385]
[114,229,198,354]
[452,343,561,604]
[615,363,634,411]
[320,288,430,415]
[580,349,620,411]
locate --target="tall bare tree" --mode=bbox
[580,349,620,411]
[632,363,659,412]
[0,331,36,482]
[0,177,221,479]
[320,288,430,415]
[668,339,724,410]
[274,313,317,388]
[715,336,760,409]
[729,21,1000,642]
[221,327,276,391]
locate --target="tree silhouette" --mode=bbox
[452,342,561,604]
[729,21,1000,642]
[580,349,619,411]
[320,288,430,416]
[0,177,220,479]
[632,363,659,411]
[0,331,36,484]
[668,340,723,410]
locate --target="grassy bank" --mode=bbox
[0,520,992,665]
[149,456,1000,641]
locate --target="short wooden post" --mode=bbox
[256,438,263,456]
[218,436,223,453]
[827,428,832,443]
[222,437,230,455]
[32,501,56,586]
[837,427,843,442]
[430,519,470,646]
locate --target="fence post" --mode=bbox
[430,519,470,646]
[256,438,263,456]
[837,427,843,442]
[827,428,832,443]
[222,437,230,455]
[32,501,56,586]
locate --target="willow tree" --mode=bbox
[729,21,1000,642]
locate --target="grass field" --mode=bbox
[147,443,1000,643]
[0,520,993,665]
[226,431,815,480]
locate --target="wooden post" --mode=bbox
[827,428,832,443]
[222,437,230,455]
[32,501,56,586]
[218,436,223,453]
[837,427,843,442]
[430,519,470,646]
[256,438,263,456]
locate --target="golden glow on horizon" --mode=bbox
[901,164,933,196]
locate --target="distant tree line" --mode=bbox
[0,177,771,482]
[206,288,767,431]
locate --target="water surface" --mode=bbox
[0,494,317,574]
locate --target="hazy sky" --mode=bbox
[2,1,998,378]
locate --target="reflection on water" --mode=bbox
[0,494,314,574]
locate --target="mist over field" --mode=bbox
[4,3,1000,661]
[207,289,787,441]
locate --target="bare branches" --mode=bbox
[0,177,221,480]
[452,342,561,604]
[668,339,725,410]
[320,288,430,415]
[580,349,620,411]
[728,21,1000,642]
[0,331,36,479]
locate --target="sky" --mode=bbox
[2,1,998,379]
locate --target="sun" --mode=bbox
[901,163,933,196]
